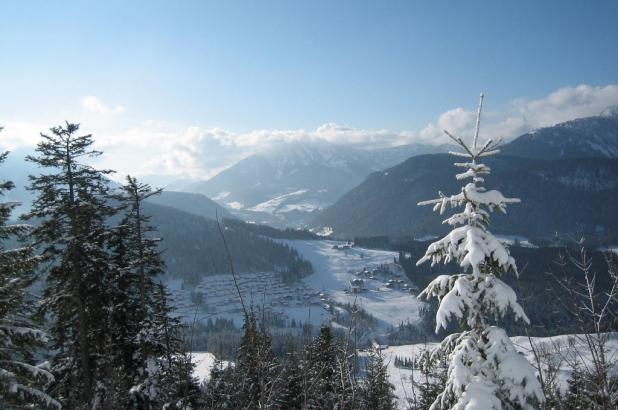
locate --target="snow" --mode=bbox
[381,333,618,409]
[226,201,244,210]
[599,246,618,255]
[416,99,542,409]
[247,190,308,214]
[191,352,231,383]
[414,234,438,242]
[212,191,230,201]
[281,240,426,332]
[169,239,425,336]
[314,226,334,237]
[278,201,321,213]
[496,234,538,249]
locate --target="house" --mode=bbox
[349,278,364,293]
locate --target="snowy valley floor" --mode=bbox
[169,239,426,336]
[178,241,618,409]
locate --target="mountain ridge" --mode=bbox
[182,141,454,226]
[312,110,618,240]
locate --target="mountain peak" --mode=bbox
[600,106,618,119]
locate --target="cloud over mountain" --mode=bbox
[2,84,618,180]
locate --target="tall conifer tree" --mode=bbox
[0,142,60,409]
[416,95,543,409]
[113,176,199,408]
[25,122,115,408]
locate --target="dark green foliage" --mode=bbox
[275,350,304,409]
[202,312,279,409]
[23,125,200,409]
[388,239,616,337]
[0,148,59,408]
[304,326,339,409]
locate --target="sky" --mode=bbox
[1,0,618,180]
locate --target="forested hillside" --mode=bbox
[144,202,312,284]
[312,154,618,240]
[145,190,234,220]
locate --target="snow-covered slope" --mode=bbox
[502,107,618,160]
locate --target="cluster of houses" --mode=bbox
[171,271,323,322]
[346,263,418,294]
[332,241,354,250]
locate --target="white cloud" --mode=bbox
[2,84,618,180]
[417,84,618,144]
[81,96,125,114]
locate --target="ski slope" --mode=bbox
[283,239,426,332]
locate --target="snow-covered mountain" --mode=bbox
[183,142,453,227]
[312,109,618,240]
[502,106,618,159]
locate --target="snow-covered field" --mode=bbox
[169,239,425,335]
[191,352,232,383]
[281,240,425,332]
[381,333,618,409]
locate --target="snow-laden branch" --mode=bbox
[419,273,529,331]
[417,225,517,276]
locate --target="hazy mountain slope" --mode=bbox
[145,190,234,220]
[311,154,618,240]
[502,107,618,160]
[183,142,453,226]
[0,148,38,216]
[143,202,311,284]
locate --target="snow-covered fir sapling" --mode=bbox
[416,94,543,409]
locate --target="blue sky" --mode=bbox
[1,1,618,178]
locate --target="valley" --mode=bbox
[169,239,426,339]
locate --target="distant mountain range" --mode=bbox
[311,108,618,240]
[182,142,454,226]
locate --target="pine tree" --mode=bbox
[410,350,447,410]
[108,176,166,408]
[24,122,116,408]
[0,146,60,409]
[275,349,304,409]
[305,326,338,409]
[202,359,237,409]
[233,311,279,408]
[360,347,396,410]
[416,95,543,409]
[109,176,200,408]
[149,282,201,409]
